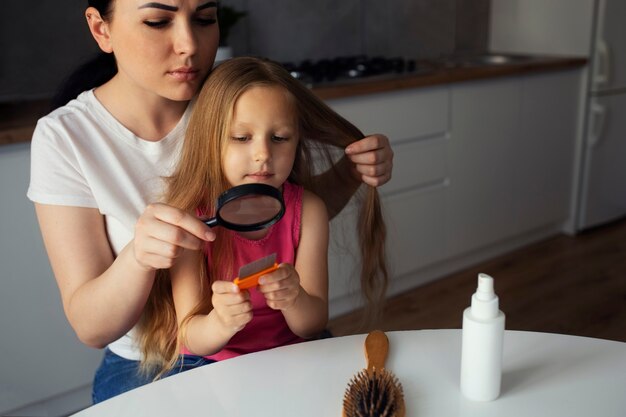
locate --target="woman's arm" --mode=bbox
[313,133,393,219]
[258,190,329,338]
[170,249,253,356]
[35,203,213,348]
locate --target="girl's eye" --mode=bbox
[231,136,249,142]
[272,135,289,142]
[144,20,169,28]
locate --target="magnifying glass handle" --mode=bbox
[204,217,219,228]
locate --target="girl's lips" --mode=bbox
[246,173,274,181]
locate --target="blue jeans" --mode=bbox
[92,348,215,404]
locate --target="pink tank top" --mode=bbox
[203,182,305,361]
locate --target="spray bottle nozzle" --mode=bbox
[476,273,495,301]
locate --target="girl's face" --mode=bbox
[222,85,300,189]
[103,0,219,101]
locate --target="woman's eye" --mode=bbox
[231,136,249,142]
[195,16,217,26]
[144,20,169,28]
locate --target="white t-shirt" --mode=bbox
[27,90,192,360]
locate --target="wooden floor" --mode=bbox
[328,218,626,342]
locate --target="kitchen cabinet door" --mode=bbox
[512,70,580,233]
[449,72,581,258]
[448,79,521,256]
[0,145,99,415]
[325,87,451,312]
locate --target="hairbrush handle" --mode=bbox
[365,330,389,374]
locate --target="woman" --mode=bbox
[27,0,394,403]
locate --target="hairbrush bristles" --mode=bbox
[343,367,405,417]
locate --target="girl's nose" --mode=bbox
[254,140,271,162]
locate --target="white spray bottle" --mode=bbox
[460,273,505,401]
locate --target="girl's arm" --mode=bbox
[170,249,253,356]
[258,190,329,338]
[35,203,213,348]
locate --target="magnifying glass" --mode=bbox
[202,183,285,232]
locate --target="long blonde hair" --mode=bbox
[136,57,389,376]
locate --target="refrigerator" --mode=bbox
[490,0,626,232]
[577,0,626,229]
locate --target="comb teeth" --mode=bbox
[343,368,404,417]
[238,253,276,278]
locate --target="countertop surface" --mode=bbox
[72,329,626,417]
[0,54,587,146]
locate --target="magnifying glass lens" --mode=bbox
[219,194,283,226]
[203,183,285,232]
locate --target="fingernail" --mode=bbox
[345,146,353,154]
[205,231,216,241]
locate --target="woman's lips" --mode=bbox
[168,68,199,81]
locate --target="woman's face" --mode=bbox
[104,0,219,101]
[222,85,300,190]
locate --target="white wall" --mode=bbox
[0,143,101,416]
[489,0,596,57]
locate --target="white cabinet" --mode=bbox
[512,71,579,233]
[448,78,521,255]
[447,70,580,256]
[326,87,451,316]
[448,71,581,255]
[323,69,581,317]
[0,144,100,416]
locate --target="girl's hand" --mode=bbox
[258,263,302,311]
[345,133,394,187]
[211,280,253,333]
[133,203,216,271]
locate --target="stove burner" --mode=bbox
[282,55,417,85]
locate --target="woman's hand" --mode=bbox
[345,133,394,187]
[258,263,303,311]
[211,281,253,333]
[133,203,216,271]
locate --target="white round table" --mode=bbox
[72,330,626,416]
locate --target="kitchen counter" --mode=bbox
[313,54,587,100]
[0,55,587,146]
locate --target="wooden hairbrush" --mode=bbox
[342,330,406,417]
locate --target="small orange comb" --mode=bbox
[234,253,279,290]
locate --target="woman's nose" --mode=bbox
[173,21,198,56]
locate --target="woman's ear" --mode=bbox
[85,7,113,53]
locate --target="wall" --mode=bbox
[0,3,99,101]
[489,0,595,56]
[0,0,490,102]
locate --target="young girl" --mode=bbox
[139,57,389,374]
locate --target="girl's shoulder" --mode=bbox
[301,188,328,223]
[282,182,326,219]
